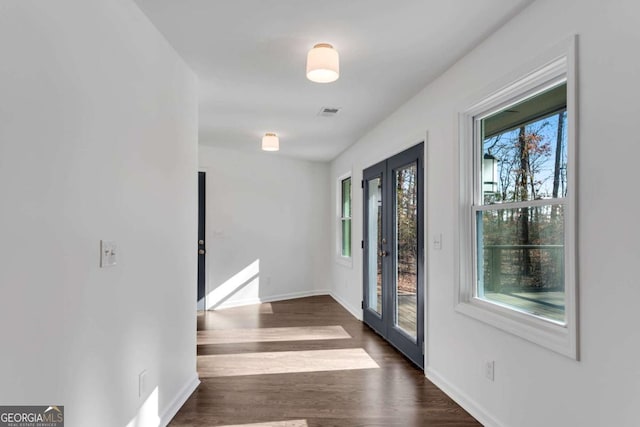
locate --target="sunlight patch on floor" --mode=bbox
[212,302,274,314]
[198,348,379,378]
[217,420,308,427]
[257,302,274,314]
[197,325,351,345]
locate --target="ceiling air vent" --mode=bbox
[318,106,341,117]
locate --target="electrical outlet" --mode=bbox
[485,361,495,381]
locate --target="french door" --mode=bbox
[363,143,424,368]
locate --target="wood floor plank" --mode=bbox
[171,295,480,427]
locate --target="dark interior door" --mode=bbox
[363,143,424,368]
[197,172,206,310]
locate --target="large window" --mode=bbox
[339,176,352,258]
[457,37,577,358]
[478,83,567,323]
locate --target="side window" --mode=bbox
[340,176,352,258]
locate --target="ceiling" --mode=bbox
[133,0,533,161]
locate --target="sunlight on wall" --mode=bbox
[125,387,159,427]
[206,259,260,309]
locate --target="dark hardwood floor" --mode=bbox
[170,295,480,427]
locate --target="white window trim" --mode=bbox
[456,36,578,359]
[336,171,353,268]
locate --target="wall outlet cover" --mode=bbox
[485,360,495,381]
[138,370,147,398]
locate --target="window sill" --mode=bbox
[455,298,577,360]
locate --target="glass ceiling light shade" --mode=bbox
[306,43,339,83]
[261,132,279,151]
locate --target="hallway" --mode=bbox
[170,296,480,426]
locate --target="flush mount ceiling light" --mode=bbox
[306,43,339,83]
[261,132,279,151]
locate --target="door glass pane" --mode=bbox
[367,177,383,315]
[395,163,418,337]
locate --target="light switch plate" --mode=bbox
[433,233,442,250]
[100,240,117,268]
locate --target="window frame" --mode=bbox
[456,36,578,359]
[336,172,353,267]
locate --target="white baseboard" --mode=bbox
[328,291,363,321]
[425,367,502,427]
[211,289,330,310]
[160,373,200,427]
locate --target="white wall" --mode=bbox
[0,1,198,426]
[330,0,640,426]
[199,145,330,309]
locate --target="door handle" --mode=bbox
[378,250,389,257]
[198,249,206,255]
